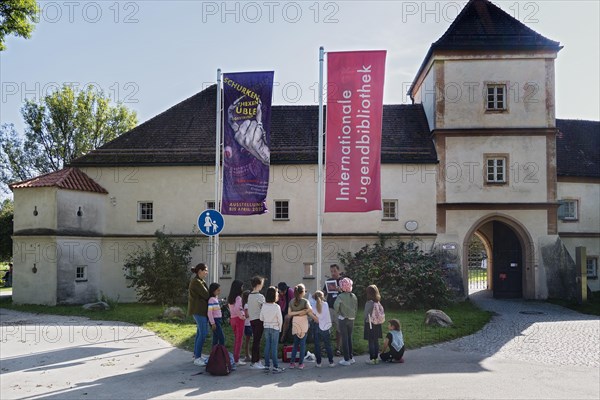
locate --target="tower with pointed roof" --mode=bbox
[8,0,598,305]
[409,0,569,299]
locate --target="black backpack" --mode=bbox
[205,344,232,376]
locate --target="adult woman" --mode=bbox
[188,263,210,366]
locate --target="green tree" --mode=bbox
[0,85,137,191]
[339,236,451,309]
[0,0,39,51]
[0,199,14,262]
[124,231,199,305]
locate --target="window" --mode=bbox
[75,265,87,281]
[303,263,314,278]
[587,257,598,279]
[558,199,578,221]
[206,200,216,210]
[486,157,507,183]
[382,200,398,220]
[138,202,153,221]
[221,263,231,278]
[125,265,139,279]
[486,84,506,111]
[274,200,289,220]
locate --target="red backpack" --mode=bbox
[206,344,232,376]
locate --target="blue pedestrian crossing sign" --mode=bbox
[198,209,224,236]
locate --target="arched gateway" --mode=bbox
[463,214,536,299]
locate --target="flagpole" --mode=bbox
[317,47,325,290]
[214,69,222,283]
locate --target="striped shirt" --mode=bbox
[207,296,222,325]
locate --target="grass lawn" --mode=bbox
[0,296,492,357]
[547,292,600,316]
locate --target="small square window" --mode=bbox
[221,263,231,278]
[125,265,139,279]
[486,157,507,183]
[486,84,507,111]
[274,200,289,220]
[138,202,153,221]
[382,200,398,220]
[587,257,598,279]
[76,265,87,281]
[558,199,578,221]
[206,201,216,210]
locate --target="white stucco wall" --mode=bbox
[413,63,436,131]
[13,188,57,232]
[557,181,600,291]
[444,135,548,203]
[80,164,437,237]
[411,53,557,130]
[442,58,553,129]
[57,190,107,234]
[87,234,437,303]
[557,182,600,233]
[12,237,58,305]
[55,237,105,304]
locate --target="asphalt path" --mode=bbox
[1,290,598,399]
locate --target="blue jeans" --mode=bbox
[314,327,334,364]
[212,318,225,346]
[263,328,280,368]
[193,315,208,358]
[291,334,307,364]
[339,318,354,361]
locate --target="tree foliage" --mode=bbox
[123,231,199,306]
[0,199,14,262]
[339,237,452,309]
[0,0,39,51]
[0,85,137,191]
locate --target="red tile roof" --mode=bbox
[9,168,108,194]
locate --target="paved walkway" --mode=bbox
[0,291,598,399]
[439,290,599,368]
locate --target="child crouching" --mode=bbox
[380,319,405,363]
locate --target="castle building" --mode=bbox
[10,0,599,305]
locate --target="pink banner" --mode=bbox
[325,50,386,213]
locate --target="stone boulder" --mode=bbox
[82,301,110,311]
[424,309,453,327]
[163,306,185,320]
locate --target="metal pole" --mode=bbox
[214,69,222,283]
[317,47,325,289]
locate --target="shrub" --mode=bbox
[339,236,451,309]
[123,231,198,305]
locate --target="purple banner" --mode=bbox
[222,71,274,215]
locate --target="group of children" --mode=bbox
[203,274,405,373]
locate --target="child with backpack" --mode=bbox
[364,284,384,365]
[380,319,405,363]
[259,286,285,373]
[287,283,315,370]
[208,283,225,346]
[312,290,335,368]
